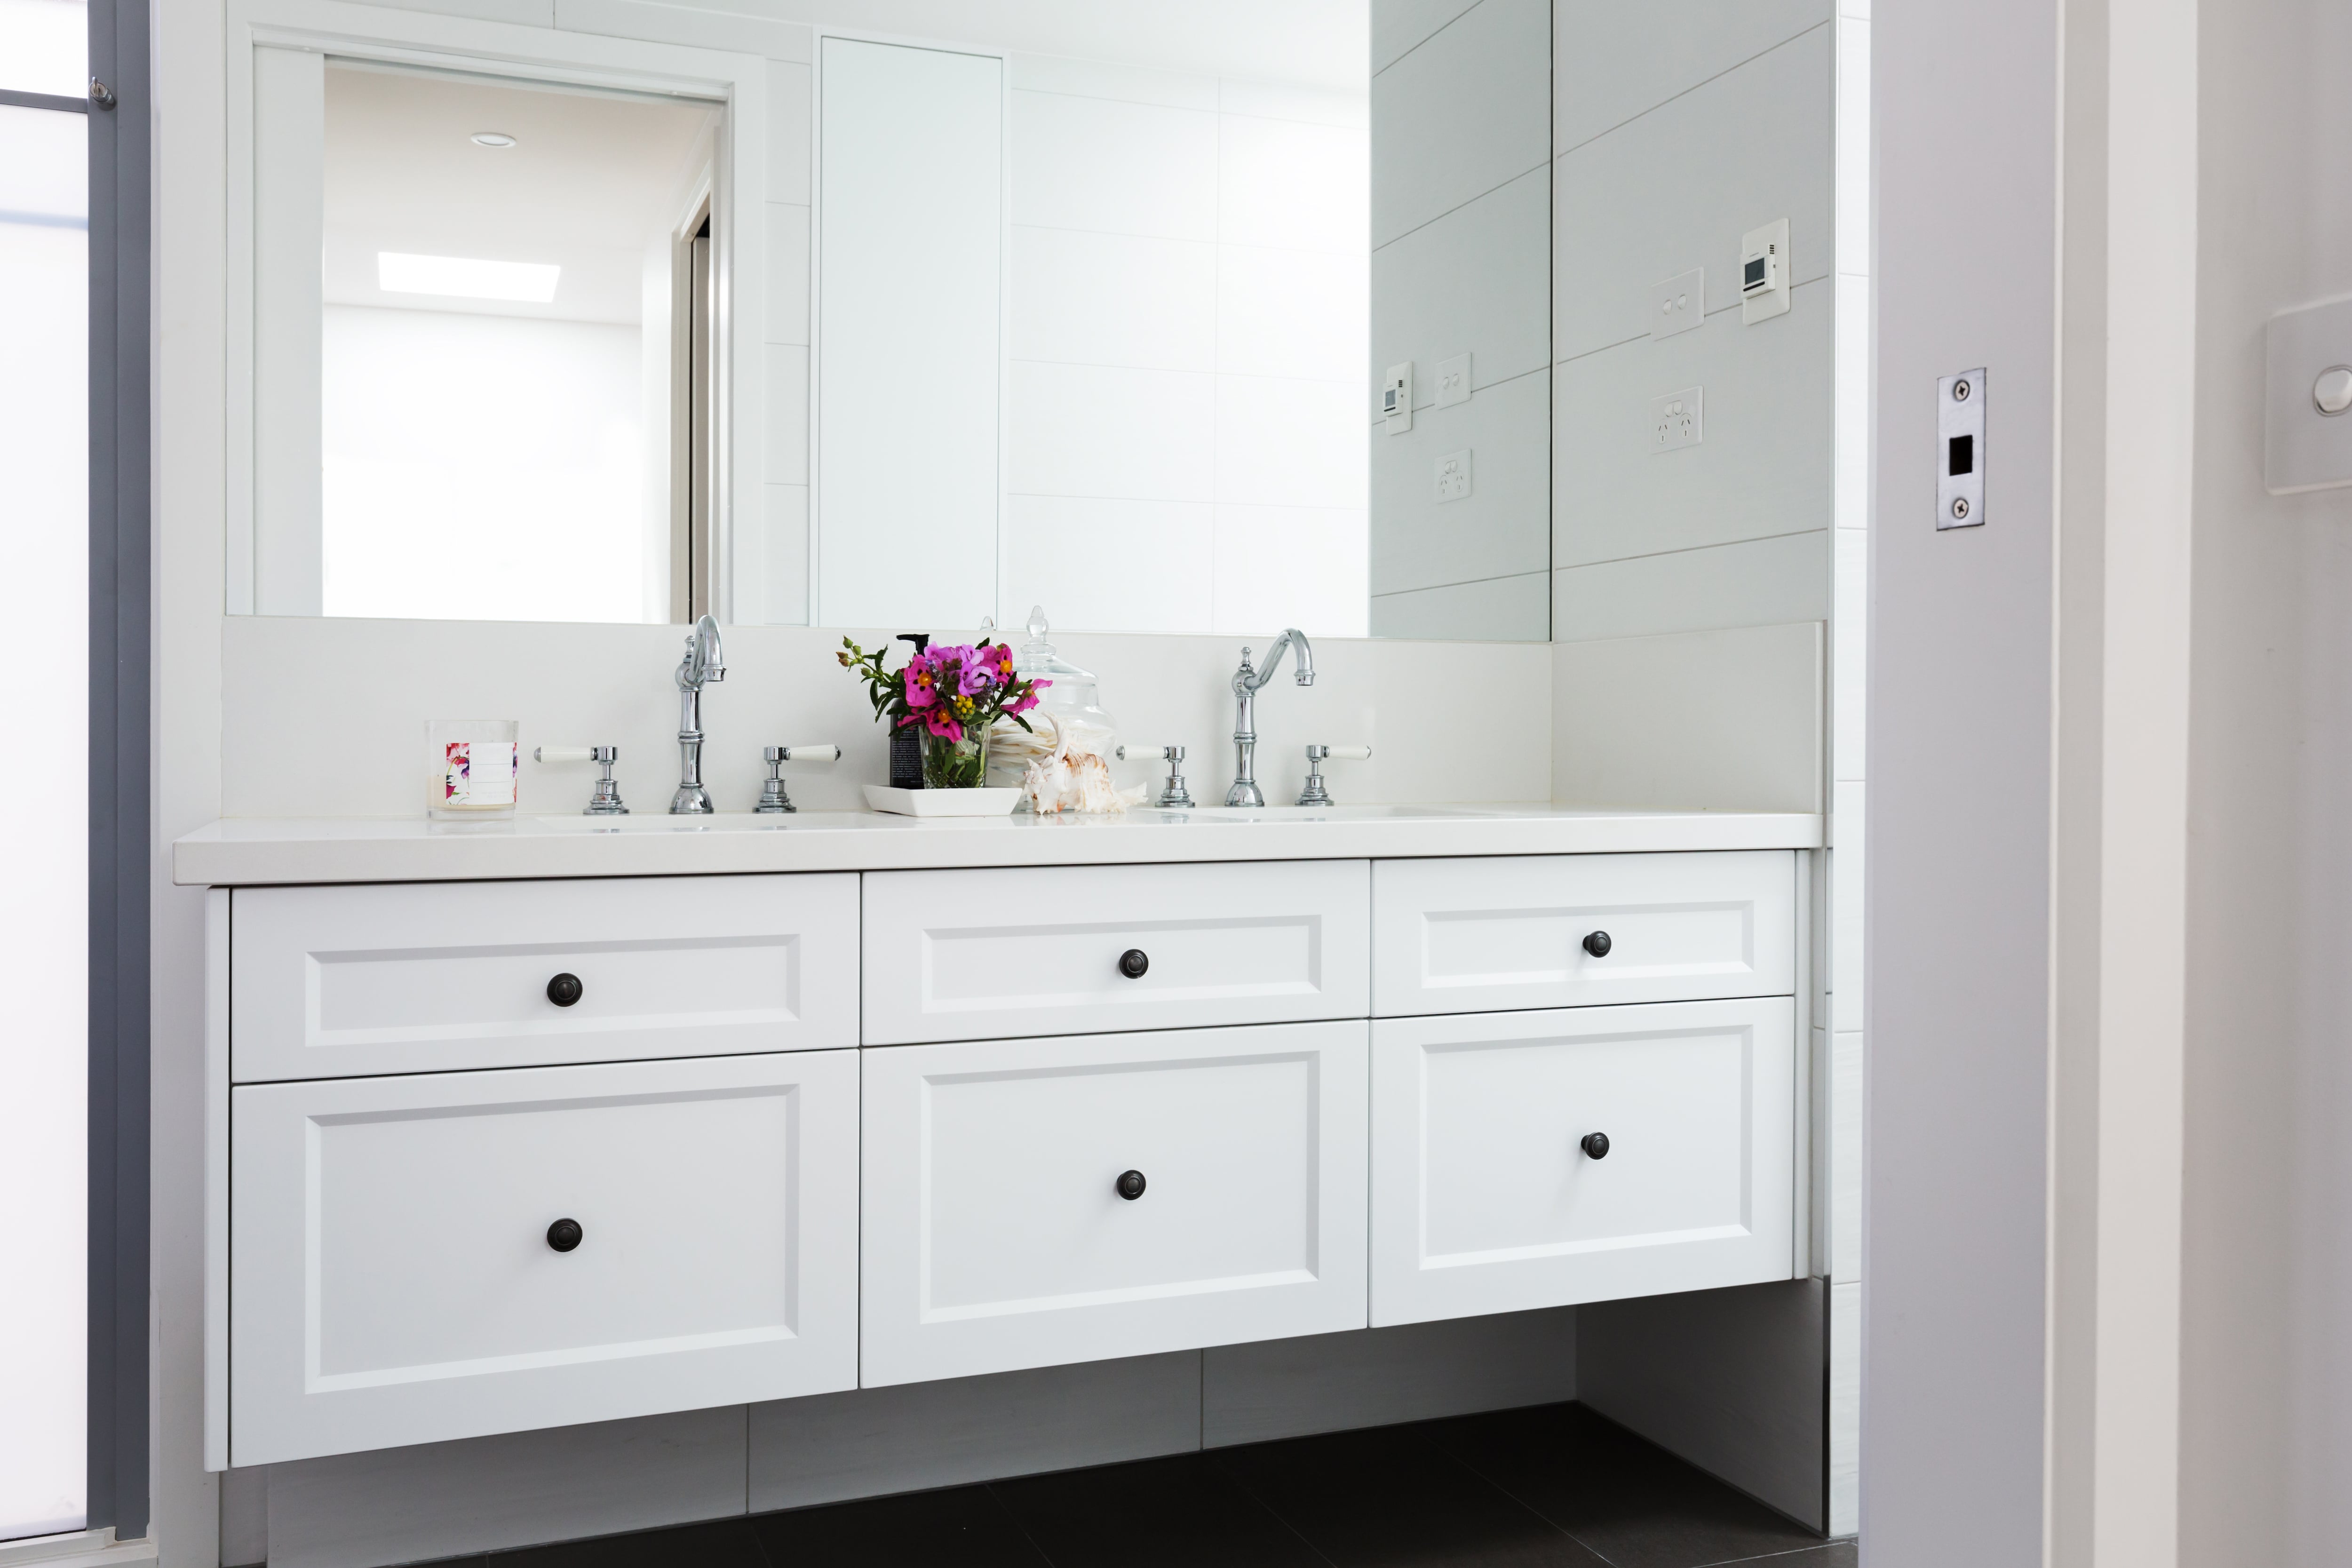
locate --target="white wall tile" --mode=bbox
[1370,367,1549,594]
[554,0,807,58]
[1012,227,1216,373]
[1371,165,1549,398]
[360,0,550,25]
[1552,0,1829,153]
[1835,16,1871,276]
[747,1355,1200,1513]
[1220,113,1370,254]
[1005,496,1216,635]
[1211,504,1369,638]
[1369,570,1549,641]
[1552,27,1832,359]
[753,483,808,626]
[1010,361,1216,502]
[1552,529,1829,642]
[1373,0,1485,74]
[1829,1276,1859,1536]
[1219,77,1367,131]
[1831,1027,1862,1280]
[1372,0,1550,247]
[1833,524,1866,774]
[766,59,810,205]
[765,202,808,346]
[763,342,807,486]
[1217,245,1367,382]
[264,1407,746,1568]
[1835,272,1870,530]
[1553,277,1832,567]
[1010,90,1218,241]
[1216,375,1368,509]
[1008,52,1217,112]
[1830,777,1862,1030]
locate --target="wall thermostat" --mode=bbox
[1740,218,1790,324]
[1938,367,1986,529]
[1383,362,1413,433]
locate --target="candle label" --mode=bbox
[443,740,518,807]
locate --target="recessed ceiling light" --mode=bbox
[470,131,516,148]
[378,252,560,303]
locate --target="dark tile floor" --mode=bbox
[442,1401,1851,1568]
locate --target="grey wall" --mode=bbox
[224,1312,1578,1568]
[1549,2,1832,645]
[1865,0,2059,1562]
[1368,0,1553,639]
[1579,1280,1827,1531]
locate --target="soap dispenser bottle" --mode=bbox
[889,633,929,789]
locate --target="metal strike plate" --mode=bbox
[1937,368,1986,529]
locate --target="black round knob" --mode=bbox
[1582,931,1612,958]
[547,972,584,1007]
[1115,1170,1147,1200]
[1581,1132,1611,1160]
[546,1218,584,1252]
[1118,949,1150,979]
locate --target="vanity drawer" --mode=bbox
[859,1021,1368,1386]
[230,873,858,1081]
[1371,852,1796,1016]
[1369,1000,1795,1327]
[227,1050,859,1466]
[859,861,1369,1045]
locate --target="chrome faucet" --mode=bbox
[1226,629,1315,807]
[670,613,726,814]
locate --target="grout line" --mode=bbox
[981,1479,1064,1568]
[1371,0,1486,82]
[1688,1545,1848,1568]
[1011,355,1359,390]
[1553,527,1830,575]
[1553,274,1833,370]
[1552,19,1832,160]
[1370,569,1549,601]
[1368,360,1549,426]
[1372,159,1547,256]
[1420,1429,1612,1560]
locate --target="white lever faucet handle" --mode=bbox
[781,744,840,762]
[534,746,594,764]
[1324,745,1372,762]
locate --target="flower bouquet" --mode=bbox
[839,637,1049,812]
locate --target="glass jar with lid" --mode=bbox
[989,606,1115,790]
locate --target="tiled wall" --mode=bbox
[1000,55,1370,637]
[1368,0,1553,639]
[1549,1,1834,645]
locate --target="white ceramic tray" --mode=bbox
[862,785,1023,817]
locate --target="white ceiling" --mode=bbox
[773,0,1367,94]
[322,64,717,325]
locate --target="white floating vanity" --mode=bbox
[179,807,1819,1473]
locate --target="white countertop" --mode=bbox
[172,804,1824,886]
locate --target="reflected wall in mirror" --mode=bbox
[224,0,1828,648]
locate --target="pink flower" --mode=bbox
[904,655,940,709]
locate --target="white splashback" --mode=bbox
[219,616,1552,818]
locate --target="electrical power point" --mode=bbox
[1651,387,1703,452]
[1434,449,1471,501]
[1435,354,1471,406]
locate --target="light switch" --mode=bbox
[1740,220,1790,324]
[1937,368,1986,529]
[1651,387,1702,452]
[1651,268,1704,338]
[1434,449,1471,501]
[1383,362,1413,433]
[2265,296,2352,493]
[1435,353,1471,406]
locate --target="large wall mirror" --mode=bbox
[227,0,1827,646]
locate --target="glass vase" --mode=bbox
[919,727,992,790]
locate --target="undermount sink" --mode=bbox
[1152,804,1494,823]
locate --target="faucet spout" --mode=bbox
[671,614,726,814]
[1227,629,1315,807]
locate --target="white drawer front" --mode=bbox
[1370,1000,1794,1326]
[231,873,858,1080]
[1371,852,1795,1016]
[229,1051,858,1465]
[861,861,1369,1045]
[861,1022,1368,1385]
